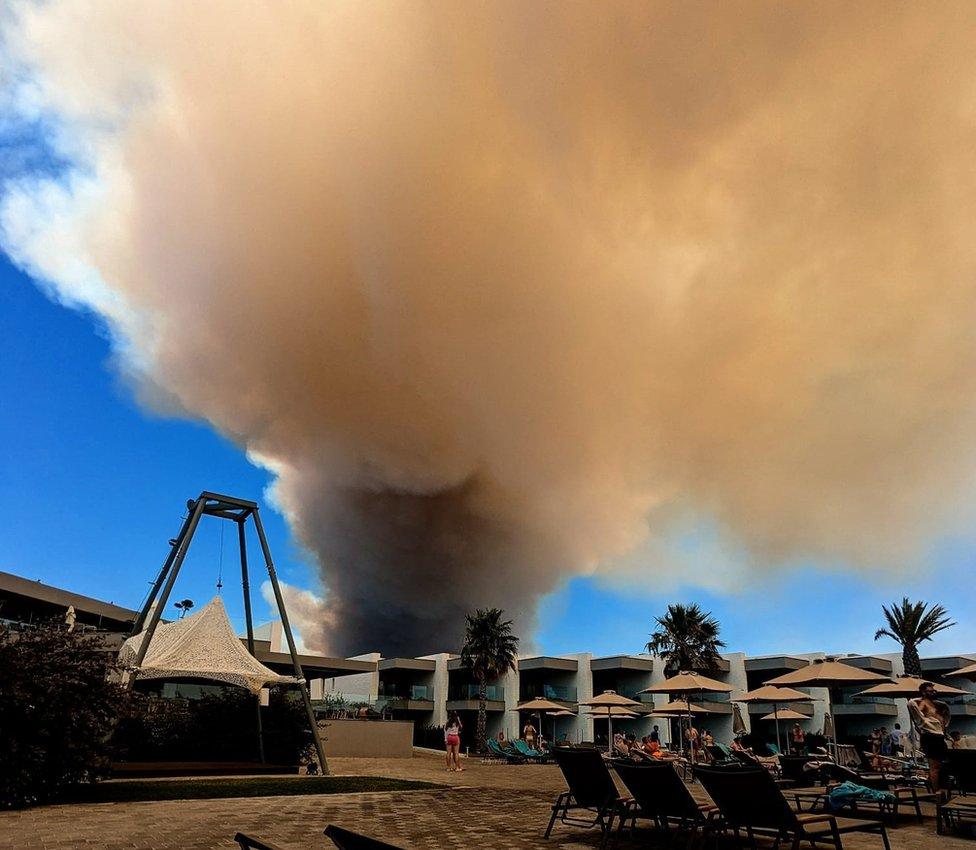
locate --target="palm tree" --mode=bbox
[874,597,954,676]
[460,608,519,753]
[645,603,725,675]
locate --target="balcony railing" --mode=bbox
[378,684,433,701]
[448,684,505,701]
[521,683,577,702]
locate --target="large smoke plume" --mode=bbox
[4,2,976,655]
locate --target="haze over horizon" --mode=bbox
[3,2,976,658]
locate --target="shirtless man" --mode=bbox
[908,681,950,796]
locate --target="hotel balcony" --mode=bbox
[833,693,898,717]
[921,655,976,675]
[377,657,436,711]
[948,696,976,718]
[520,682,578,703]
[446,683,506,712]
[839,655,893,675]
[744,655,812,691]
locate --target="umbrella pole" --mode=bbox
[773,702,782,755]
[608,712,613,755]
[827,692,837,762]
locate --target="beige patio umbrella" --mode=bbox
[650,699,718,714]
[736,685,815,754]
[548,709,577,743]
[946,662,976,681]
[767,659,890,759]
[578,691,642,753]
[513,697,567,742]
[856,676,968,699]
[761,708,809,722]
[640,672,734,763]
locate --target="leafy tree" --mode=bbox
[174,599,194,619]
[460,608,519,753]
[0,621,123,808]
[874,597,954,677]
[645,603,725,675]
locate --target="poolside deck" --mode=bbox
[0,753,970,849]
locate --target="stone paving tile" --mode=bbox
[0,754,971,849]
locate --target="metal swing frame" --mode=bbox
[127,491,329,775]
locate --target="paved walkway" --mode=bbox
[0,754,971,849]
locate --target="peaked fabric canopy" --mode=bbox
[513,698,567,712]
[639,672,733,694]
[650,699,717,715]
[947,662,976,682]
[583,704,642,717]
[857,676,968,698]
[761,709,809,722]
[735,685,814,703]
[119,596,300,694]
[578,690,643,708]
[765,659,889,687]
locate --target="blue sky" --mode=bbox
[2,252,975,658]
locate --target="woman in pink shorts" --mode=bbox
[444,712,463,771]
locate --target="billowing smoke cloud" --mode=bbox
[4,1,976,656]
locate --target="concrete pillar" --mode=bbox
[575,652,593,744]
[421,652,450,727]
[502,664,520,739]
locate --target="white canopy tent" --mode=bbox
[120,596,299,695]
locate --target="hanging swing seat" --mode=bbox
[119,596,300,694]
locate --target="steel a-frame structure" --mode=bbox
[128,491,329,774]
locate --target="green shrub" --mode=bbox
[0,621,123,808]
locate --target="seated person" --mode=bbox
[731,735,779,769]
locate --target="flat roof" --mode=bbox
[255,649,376,678]
[0,570,138,625]
[744,655,809,673]
[841,655,893,674]
[591,655,655,672]
[921,655,976,672]
[518,656,578,672]
[378,657,436,672]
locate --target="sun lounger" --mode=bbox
[324,825,406,849]
[513,738,550,762]
[697,765,891,850]
[544,747,631,840]
[817,763,933,825]
[613,759,721,847]
[939,749,976,836]
[485,738,524,763]
[234,834,286,850]
[731,747,782,776]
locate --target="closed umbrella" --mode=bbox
[766,658,889,760]
[736,685,815,754]
[640,672,733,764]
[823,711,835,742]
[732,703,748,736]
[578,690,642,754]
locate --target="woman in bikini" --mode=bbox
[444,712,463,772]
